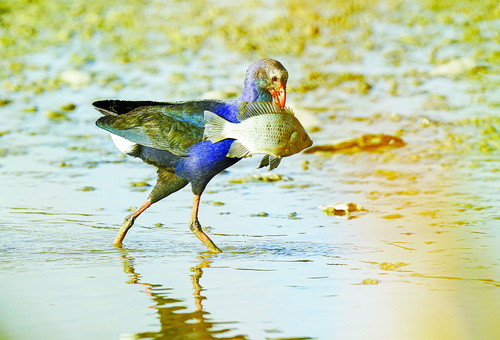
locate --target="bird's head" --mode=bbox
[241,58,288,109]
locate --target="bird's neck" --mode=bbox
[239,80,272,102]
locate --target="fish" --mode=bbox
[257,154,282,171]
[203,102,313,165]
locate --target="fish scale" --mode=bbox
[204,102,313,159]
[227,115,292,149]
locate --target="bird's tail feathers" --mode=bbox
[203,111,228,143]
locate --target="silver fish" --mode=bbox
[203,102,313,163]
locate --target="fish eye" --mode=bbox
[302,135,308,141]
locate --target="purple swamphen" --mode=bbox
[94,58,288,252]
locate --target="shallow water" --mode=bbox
[1,0,499,339]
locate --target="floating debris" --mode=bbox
[430,57,477,77]
[304,134,405,154]
[45,110,69,121]
[279,184,312,189]
[61,103,77,111]
[382,214,404,219]
[128,181,150,192]
[0,99,12,106]
[378,262,408,271]
[301,160,309,170]
[361,278,379,285]
[60,69,91,88]
[250,212,269,217]
[320,202,365,218]
[128,181,150,187]
[204,201,225,206]
[79,186,95,191]
[229,173,292,184]
[23,106,38,112]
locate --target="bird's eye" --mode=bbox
[271,76,278,82]
[302,135,308,141]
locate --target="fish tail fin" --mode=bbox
[204,111,228,142]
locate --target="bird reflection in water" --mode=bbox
[117,250,246,339]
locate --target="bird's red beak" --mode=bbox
[270,81,286,109]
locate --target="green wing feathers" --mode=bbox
[96,107,204,156]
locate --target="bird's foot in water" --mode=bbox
[113,214,135,247]
[113,200,153,247]
[189,219,222,253]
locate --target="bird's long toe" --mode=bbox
[113,214,135,246]
[189,219,222,253]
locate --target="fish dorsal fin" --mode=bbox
[238,102,291,121]
[227,141,252,158]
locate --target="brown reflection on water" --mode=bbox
[118,250,246,340]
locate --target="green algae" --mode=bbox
[361,278,380,285]
[45,110,70,121]
[204,201,226,206]
[0,0,380,67]
[128,181,151,188]
[377,262,409,271]
[250,212,269,217]
[279,184,312,189]
[79,186,96,192]
[23,106,38,113]
[61,103,77,111]
[0,0,150,61]
[229,173,293,184]
[295,72,372,94]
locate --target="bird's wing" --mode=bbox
[93,100,168,116]
[96,105,205,156]
[93,99,224,118]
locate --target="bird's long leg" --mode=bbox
[113,168,188,247]
[113,199,152,246]
[189,194,222,253]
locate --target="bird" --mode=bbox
[94,58,289,253]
